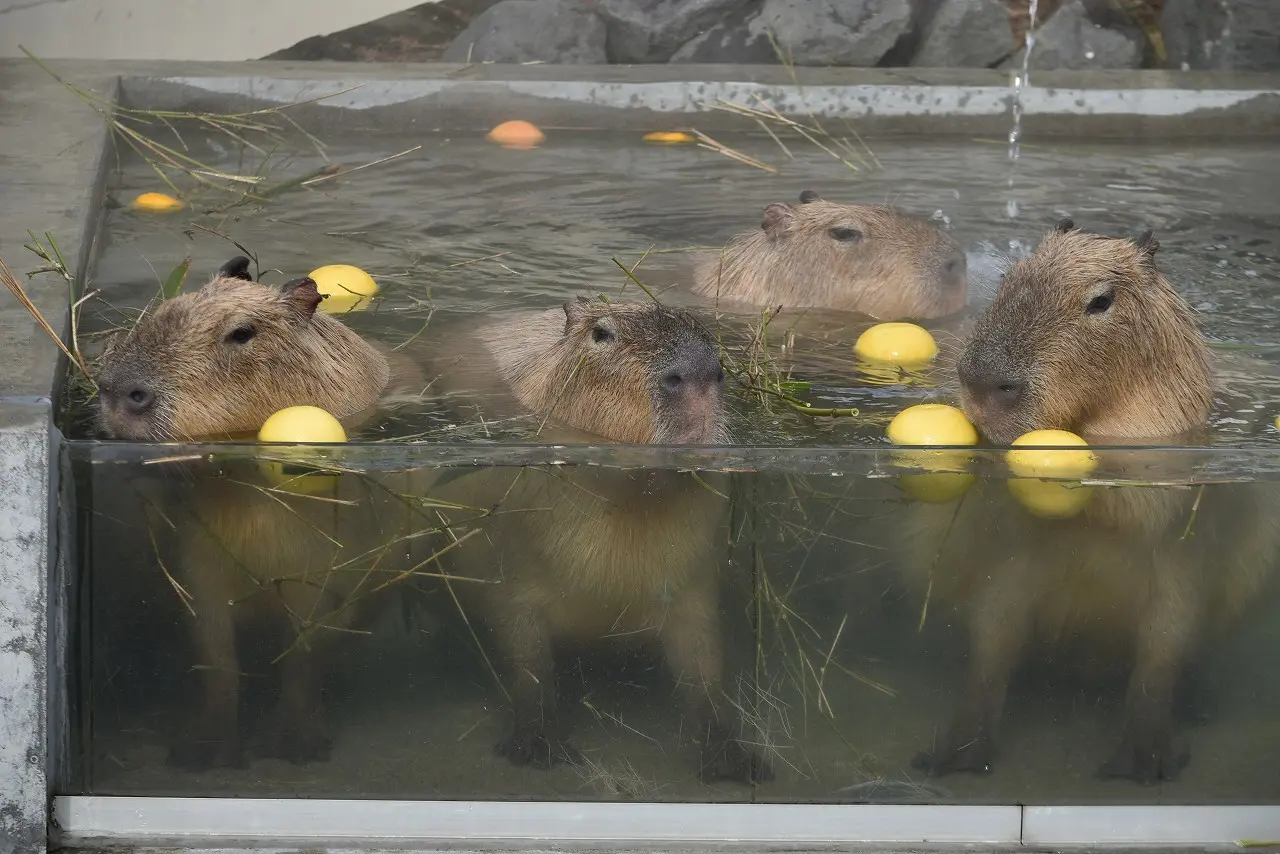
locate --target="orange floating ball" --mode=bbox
[643,131,695,144]
[487,120,545,149]
[131,192,183,212]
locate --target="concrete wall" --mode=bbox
[0,0,431,61]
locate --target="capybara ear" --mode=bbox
[761,203,795,238]
[279,276,324,320]
[1054,217,1076,234]
[799,189,821,204]
[217,255,254,281]
[563,295,593,333]
[1135,229,1160,262]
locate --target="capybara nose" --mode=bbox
[943,250,967,289]
[662,351,724,395]
[124,384,156,414]
[965,376,1025,410]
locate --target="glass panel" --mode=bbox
[64,440,1280,804]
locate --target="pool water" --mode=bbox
[63,127,1280,805]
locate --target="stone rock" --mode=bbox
[597,0,750,63]
[442,0,608,64]
[264,0,505,62]
[709,0,913,67]
[1001,0,1141,70]
[669,0,778,64]
[1162,0,1280,72]
[912,0,1016,68]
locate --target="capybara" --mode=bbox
[423,297,773,784]
[692,189,969,321]
[900,221,1278,785]
[96,256,428,769]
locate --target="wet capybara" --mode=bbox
[96,256,428,769]
[423,297,773,784]
[692,189,969,321]
[899,220,1279,785]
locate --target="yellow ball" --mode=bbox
[1007,478,1095,519]
[308,264,379,314]
[888,404,979,488]
[259,406,347,443]
[854,323,938,366]
[1006,429,1097,479]
[899,472,976,504]
[887,404,978,447]
[257,406,346,494]
[131,192,183,213]
[643,131,695,144]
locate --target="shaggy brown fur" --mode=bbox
[901,222,1278,785]
[96,256,426,769]
[692,189,969,321]
[423,298,772,784]
[98,257,391,441]
[957,220,1214,444]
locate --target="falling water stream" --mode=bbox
[1006,0,1040,219]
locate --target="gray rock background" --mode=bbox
[441,0,608,63]
[262,0,1280,72]
[1163,0,1279,71]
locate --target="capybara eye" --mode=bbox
[1086,290,1116,315]
[227,325,257,344]
[828,227,863,242]
[591,325,614,344]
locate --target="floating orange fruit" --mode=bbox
[643,131,695,144]
[487,120,545,149]
[131,192,183,212]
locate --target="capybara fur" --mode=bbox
[423,297,773,784]
[692,189,968,321]
[96,256,427,769]
[901,221,1278,785]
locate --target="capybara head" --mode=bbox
[506,297,728,445]
[956,220,1213,444]
[694,189,968,320]
[97,256,390,441]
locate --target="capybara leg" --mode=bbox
[491,607,579,769]
[659,584,774,785]
[1099,563,1197,785]
[169,602,245,770]
[914,558,1034,777]
[266,639,334,765]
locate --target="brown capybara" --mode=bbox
[899,220,1279,785]
[424,297,773,784]
[96,256,428,769]
[692,189,968,321]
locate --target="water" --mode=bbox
[62,128,1280,804]
[1006,0,1040,220]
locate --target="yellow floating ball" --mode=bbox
[131,192,183,213]
[487,120,545,149]
[257,406,347,495]
[308,264,379,314]
[887,403,978,447]
[643,131,695,144]
[1006,429,1097,479]
[899,472,976,504]
[888,404,979,503]
[1007,477,1095,519]
[854,322,939,367]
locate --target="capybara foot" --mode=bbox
[495,727,581,770]
[698,726,774,784]
[264,708,334,765]
[168,729,246,771]
[1097,734,1189,785]
[912,736,995,778]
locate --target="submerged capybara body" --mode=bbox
[899,221,1279,784]
[423,297,772,784]
[96,256,428,768]
[692,189,969,321]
